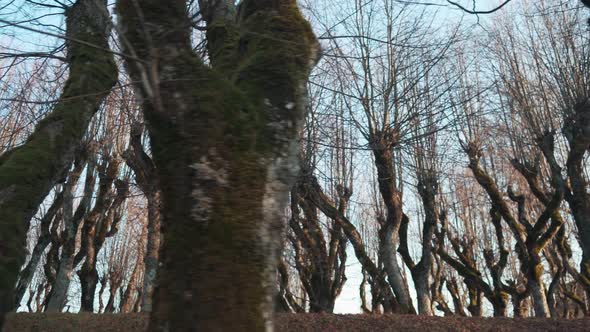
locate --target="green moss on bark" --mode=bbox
[0,0,117,322]
[117,0,319,330]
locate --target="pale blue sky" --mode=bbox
[1,0,547,315]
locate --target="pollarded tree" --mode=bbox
[490,1,590,304]
[317,0,460,313]
[283,86,352,313]
[116,0,320,330]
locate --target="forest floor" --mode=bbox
[4,313,590,332]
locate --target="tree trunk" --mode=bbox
[276,257,304,313]
[141,189,161,312]
[491,298,508,317]
[122,125,161,312]
[530,277,551,318]
[98,277,107,313]
[414,273,432,316]
[301,174,397,313]
[467,287,483,317]
[566,172,590,301]
[0,0,116,324]
[45,187,76,312]
[289,179,347,313]
[78,268,99,312]
[399,170,438,316]
[77,158,125,312]
[467,142,562,318]
[46,156,93,312]
[117,0,319,330]
[372,145,415,314]
[564,101,590,296]
[13,189,64,309]
[379,223,414,313]
[104,279,122,313]
[512,294,529,318]
[121,255,142,313]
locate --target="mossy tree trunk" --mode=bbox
[558,101,590,303]
[116,0,320,330]
[0,0,117,323]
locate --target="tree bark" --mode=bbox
[288,178,348,313]
[300,173,398,313]
[0,0,116,324]
[13,189,64,309]
[141,190,161,312]
[117,0,319,330]
[77,157,126,312]
[122,125,161,312]
[45,155,93,312]
[120,253,143,313]
[562,101,590,300]
[435,210,510,317]
[399,169,438,316]
[372,145,415,314]
[530,278,550,318]
[466,142,562,317]
[104,273,123,313]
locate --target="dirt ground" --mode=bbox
[3,313,590,332]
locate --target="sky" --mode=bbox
[0,0,561,315]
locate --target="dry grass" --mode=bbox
[3,313,590,332]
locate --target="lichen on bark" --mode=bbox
[116,0,319,330]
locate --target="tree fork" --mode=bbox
[116,0,319,330]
